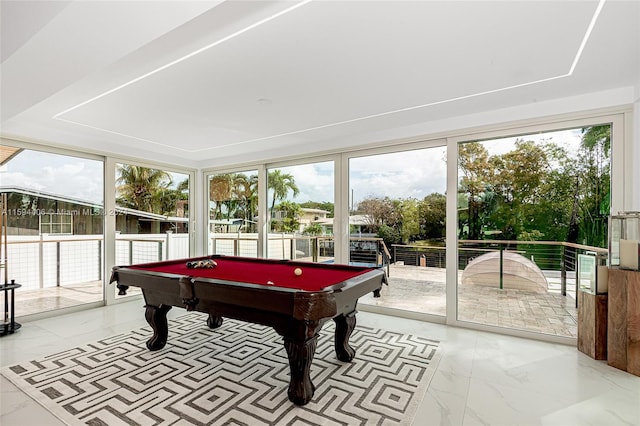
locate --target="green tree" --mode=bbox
[268,170,300,211]
[456,127,610,249]
[377,223,402,246]
[576,125,611,247]
[356,196,418,246]
[158,178,189,217]
[271,201,302,232]
[418,193,446,239]
[209,173,233,219]
[534,143,575,242]
[302,223,323,235]
[356,196,401,230]
[234,173,258,230]
[116,165,172,213]
[396,198,419,244]
[488,139,550,239]
[458,142,491,239]
[226,173,252,222]
[299,201,334,217]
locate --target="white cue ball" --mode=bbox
[294,268,303,276]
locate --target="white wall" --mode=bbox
[632,94,640,210]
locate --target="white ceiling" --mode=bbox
[1,0,639,169]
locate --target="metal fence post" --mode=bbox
[98,239,102,281]
[56,241,61,287]
[560,245,567,296]
[290,237,295,260]
[499,244,504,290]
[312,237,318,262]
[574,248,579,308]
[38,234,44,289]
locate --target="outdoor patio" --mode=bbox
[7,263,578,339]
[360,264,577,337]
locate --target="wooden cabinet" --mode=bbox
[607,268,640,376]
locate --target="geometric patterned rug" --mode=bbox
[1,313,441,425]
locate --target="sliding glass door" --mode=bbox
[266,160,335,263]
[0,144,104,316]
[348,145,447,317]
[455,125,612,338]
[114,162,190,299]
[207,169,259,257]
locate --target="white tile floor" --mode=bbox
[1,299,639,426]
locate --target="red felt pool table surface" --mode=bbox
[127,256,374,291]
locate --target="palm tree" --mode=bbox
[116,165,172,213]
[231,173,258,227]
[268,170,299,211]
[209,174,233,219]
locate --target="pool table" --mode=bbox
[110,255,386,406]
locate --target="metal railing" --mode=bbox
[392,240,607,302]
[210,234,391,274]
[5,234,183,290]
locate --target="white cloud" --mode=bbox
[350,147,447,204]
[272,162,335,203]
[2,128,584,209]
[1,150,103,203]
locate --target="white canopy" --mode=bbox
[461,251,548,293]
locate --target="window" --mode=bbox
[114,162,191,298]
[207,169,259,257]
[0,144,104,315]
[349,145,447,317]
[455,124,612,338]
[40,213,73,235]
[266,161,334,262]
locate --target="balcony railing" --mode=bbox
[7,231,605,303]
[392,239,607,301]
[210,234,391,273]
[5,233,188,290]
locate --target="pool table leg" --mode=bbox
[283,322,322,406]
[206,314,223,329]
[144,304,172,351]
[334,311,357,362]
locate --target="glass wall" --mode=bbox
[114,162,190,298]
[266,161,335,262]
[0,144,104,316]
[456,125,611,338]
[207,169,259,257]
[349,146,447,317]
[199,112,623,341]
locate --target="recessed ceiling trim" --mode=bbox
[52,0,607,154]
[54,116,195,152]
[52,0,313,119]
[569,0,605,75]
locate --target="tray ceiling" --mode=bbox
[1,0,638,168]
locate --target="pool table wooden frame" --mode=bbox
[110,255,386,406]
